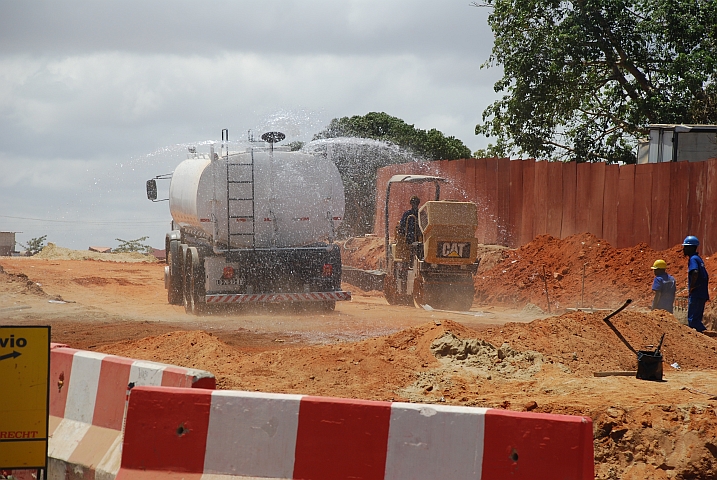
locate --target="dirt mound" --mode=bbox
[340,236,386,270]
[96,310,716,391]
[479,309,717,376]
[34,243,158,262]
[95,315,717,479]
[97,321,478,399]
[0,265,48,297]
[430,331,545,380]
[592,402,717,480]
[474,233,717,311]
[97,330,245,383]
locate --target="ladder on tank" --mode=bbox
[224,129,256,250]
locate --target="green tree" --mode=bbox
[311,112,472,236]
[314,112,472,160]
[287,140,305,151]
[19,235,47,256]
[475,0,717,163]
[115,236,153,254]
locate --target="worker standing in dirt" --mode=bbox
[650,259,676,313]
[683,236,710,332]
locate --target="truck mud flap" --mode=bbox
[205,291,351,304]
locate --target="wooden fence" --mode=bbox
[374,158,717,256]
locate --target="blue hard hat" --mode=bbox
[682,235,700,246]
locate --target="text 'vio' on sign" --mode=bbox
[0,326,50,470]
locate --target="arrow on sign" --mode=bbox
[0,350,21,361]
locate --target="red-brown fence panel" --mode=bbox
[561,162,578,239]
[546,162,563,239]
[602,164,619,247]
[462,159,477,201]
[650,162,672,251]
[443,159,465,201]
[474,158,489,244]
[633,164,654,245]
[533,160,549,237]
[587,162,606,239]
[687,161,709,245]
[375,157,716,257]
[575,163,592,234]
[462,159,478,240]
[431,160,452,186]
[520,159,536,245]
[616,164,636,248]
[704,160,717,256]
[373,165,394,236]
[484,158,500,244]
[668,161,690,248]
[496,158,511,245]
[508,159,524,247]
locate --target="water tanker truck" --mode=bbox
[146,130,351,314]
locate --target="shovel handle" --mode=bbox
[655,333,666,355]
[602,299,637,355]
[603,299,632,323]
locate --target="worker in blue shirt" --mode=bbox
[682,235,710,332]
[650,259,676,313]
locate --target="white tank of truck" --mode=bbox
[168,146,345,249]
[147,131,351,315]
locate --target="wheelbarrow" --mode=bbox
[602,299,665,381]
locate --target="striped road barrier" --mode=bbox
[117,386,593,480]
[11,344,215,480]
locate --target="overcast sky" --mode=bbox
[0,1,501,250]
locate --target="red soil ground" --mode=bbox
[341,232,717,325]
[3,233,717,479]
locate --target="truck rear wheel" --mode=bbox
[183,247,207,315]
[167,240,182,305]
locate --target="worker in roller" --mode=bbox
[650,259,676,313]
[399,195,425,265]
[399,195,421,246]
[683,235,710,332]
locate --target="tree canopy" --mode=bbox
[475,0,717,163]
[314,112,472,160]
[311,112,472,237]
[19,235,47,256]
[115,236,153,255]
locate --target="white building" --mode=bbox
[638,124,717,164]
[0,232,17,256]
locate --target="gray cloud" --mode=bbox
[1,1,493,57]
[0,1,501,250]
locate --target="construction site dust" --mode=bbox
[2,231,717,479]
[3,134,717,478]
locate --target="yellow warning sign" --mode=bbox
[0,326,50,470]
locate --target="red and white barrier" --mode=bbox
[43,344,215,480]
[117,387,594,480]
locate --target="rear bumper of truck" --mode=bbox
[205,290,351,304]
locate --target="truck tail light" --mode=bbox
[322,264,333,277]
[222,266,235,279]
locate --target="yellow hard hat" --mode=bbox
[651,259,667,270]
